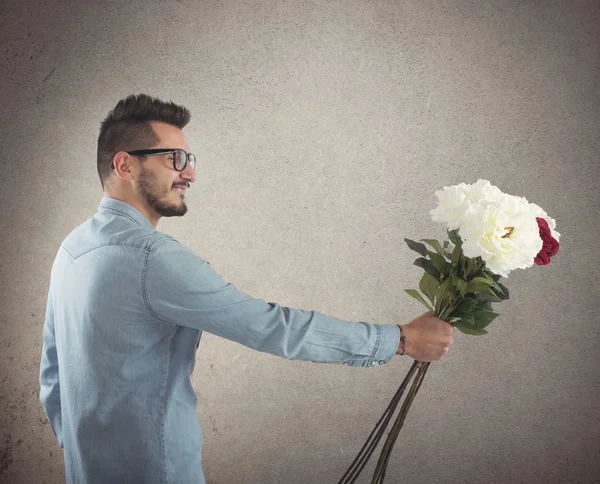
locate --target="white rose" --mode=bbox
[429,182,471,230]
[458,195,543,277]
[429,179,506,230]
[466,179,506,205]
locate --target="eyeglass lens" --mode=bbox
[174,149,196,171]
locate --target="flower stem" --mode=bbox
[337,360,421,484]
[338,313,451,483]
[370,361,431,483]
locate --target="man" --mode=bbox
[39,93,454,483]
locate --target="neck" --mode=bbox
[104,192,159,228]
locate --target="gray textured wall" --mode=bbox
[1,0,599,483]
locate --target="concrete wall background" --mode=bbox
[1,0,598,483]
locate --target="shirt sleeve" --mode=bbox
[144,238,400,368]
[38,287,64,448]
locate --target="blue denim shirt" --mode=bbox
[38,196,401,483]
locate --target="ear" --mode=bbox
[112,152,136,179]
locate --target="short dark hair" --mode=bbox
[97,94,191,191]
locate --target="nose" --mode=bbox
[181,160,197,184]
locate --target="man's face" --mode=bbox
[133,122,197,219]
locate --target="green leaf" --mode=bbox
[478,271,502,292]
[427,251,448,277]
[451,298,478,316]
[467,284,498,298]
[475,258,488,276]
[414,257,441,280]
[405,289,434,312]
[448,229,461,245]
[419,273,440,305]
[452,244,462,269]
[475,291,503,303]
[496,282,510,300]
[478,301,495,311]
[457,312,475,325]
[489,280,502,292]
[454,324,489,336]
[421,239,445,258]
[466,277,499,298]
[404,238,428,257]
[468,276,504,302]
[468,276,494,287]
[451,274,468,296]
[449,298,499,332]
[465,258,479,277]
[434,279,452,315]
[471,308,500,329]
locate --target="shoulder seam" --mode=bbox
[141,237,180,327]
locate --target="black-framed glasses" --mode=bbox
[111,149,196,172]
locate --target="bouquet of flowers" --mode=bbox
[338,179,560,484]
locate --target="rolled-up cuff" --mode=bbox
[344,323,400,368]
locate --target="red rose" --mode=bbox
[534,217,559,265]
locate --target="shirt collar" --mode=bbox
[98,196,154,231]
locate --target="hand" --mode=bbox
[397,311,454,362]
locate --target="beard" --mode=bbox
[137,166,188,218]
